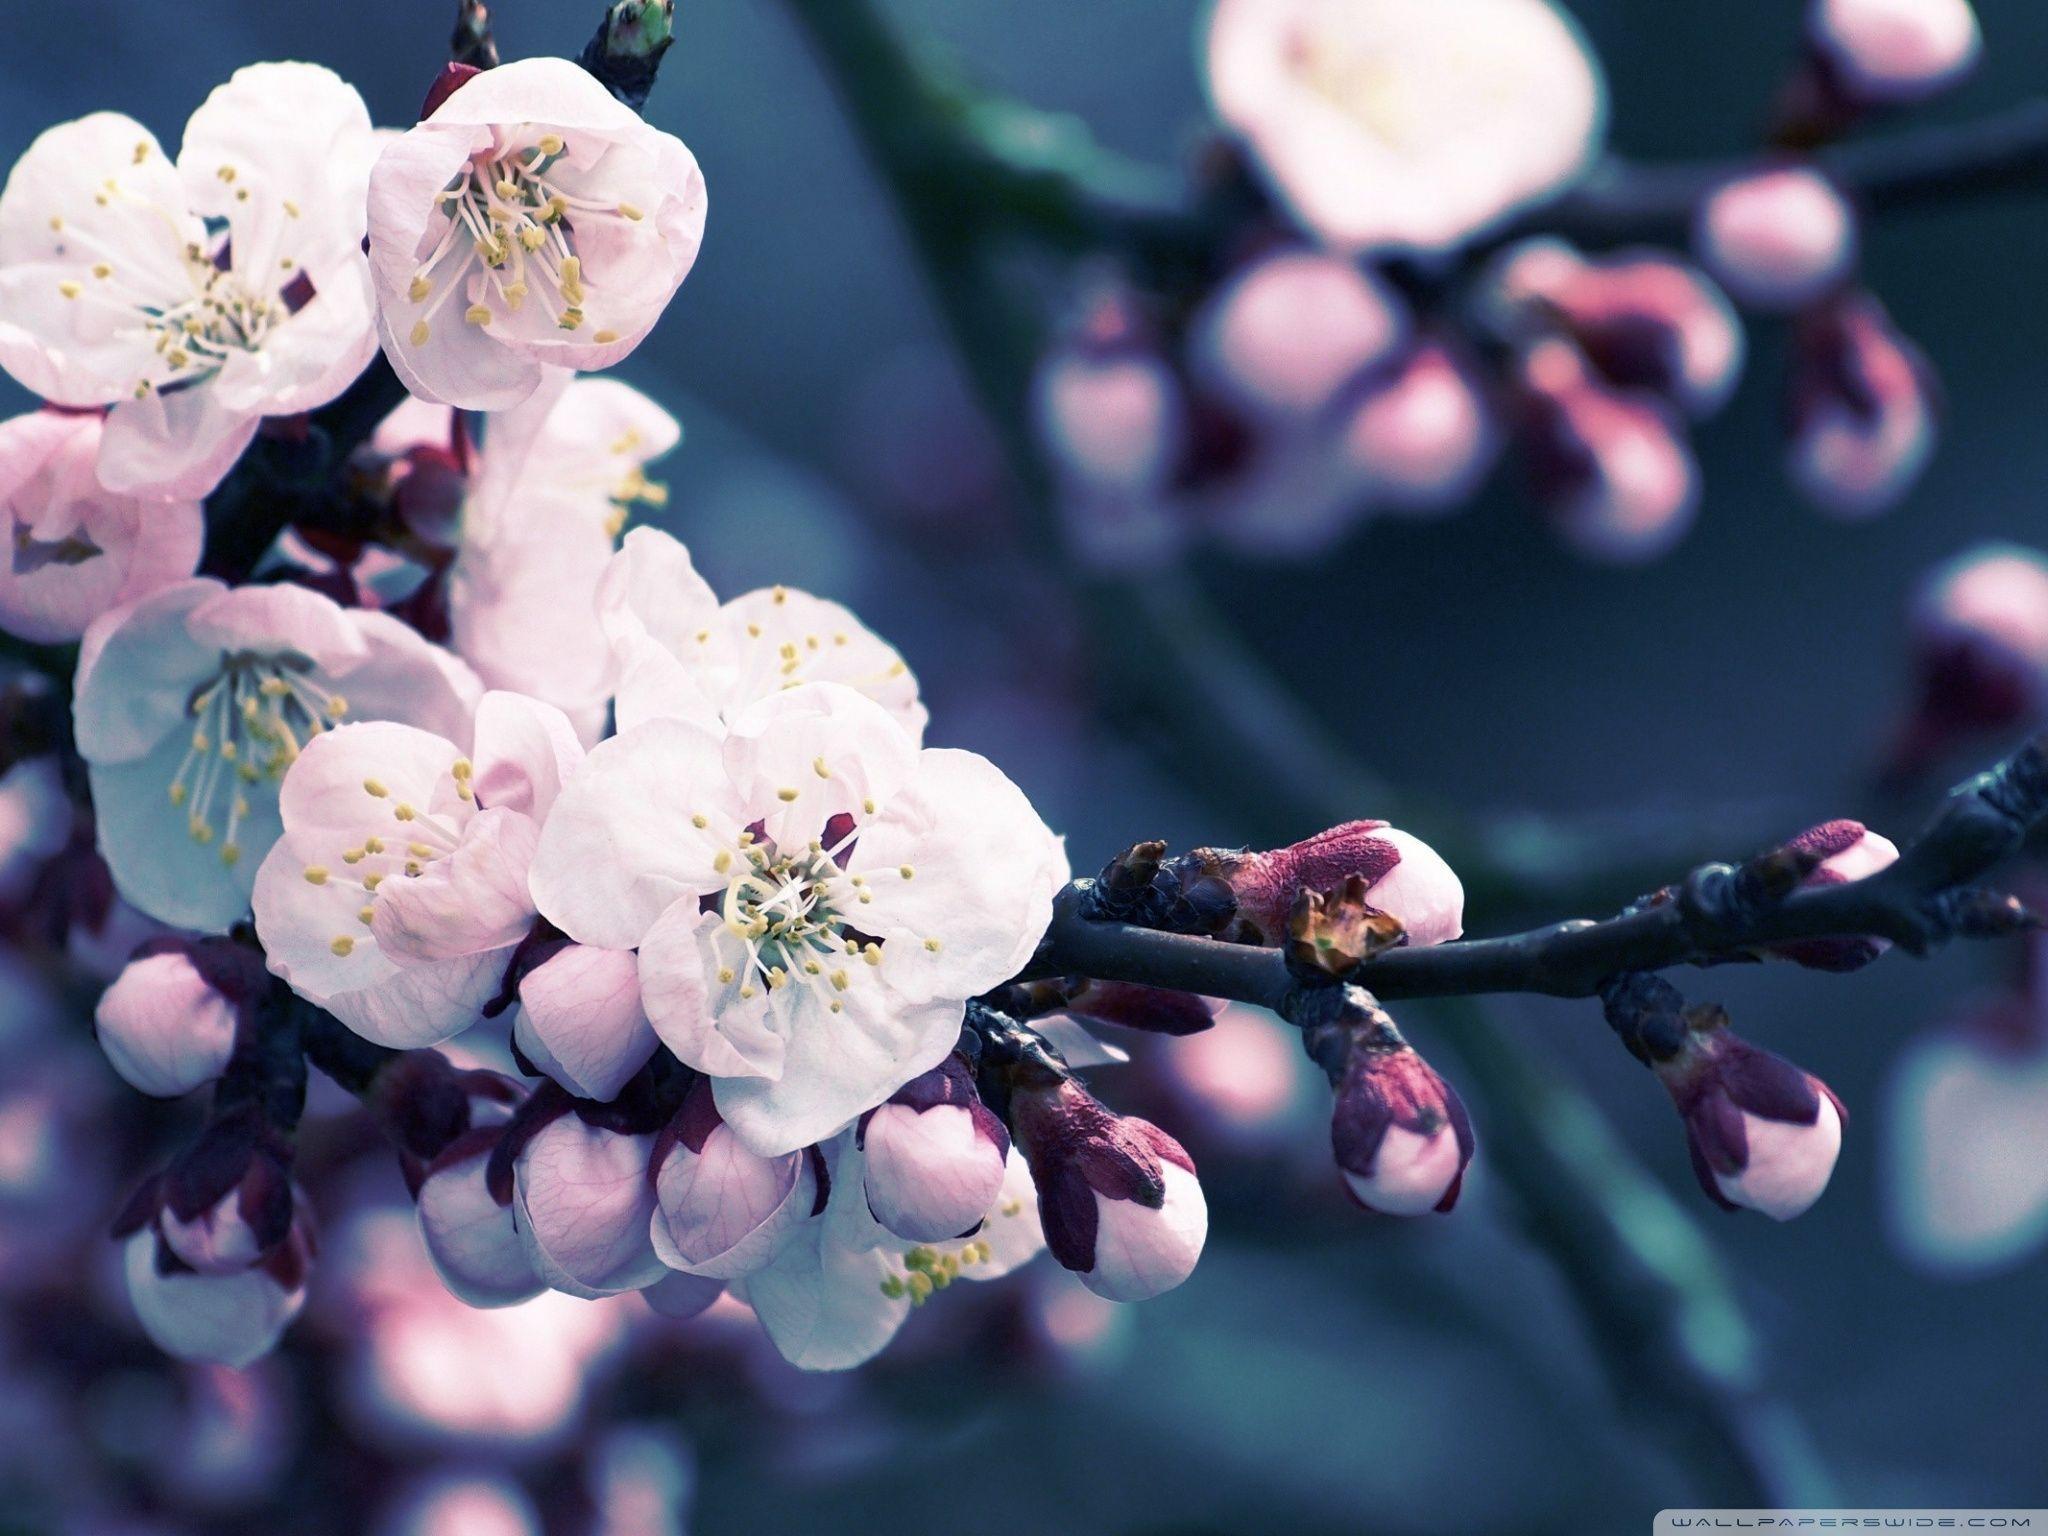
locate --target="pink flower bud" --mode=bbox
[1695,168,1858,312]
[1191,248,1406,420]
[512,1114,666,1298]
[94,939,251,1099]
[1515,337,1699,564]
[1810,0,1980,107]
[1329,1037,1475,1215]
[511,943,658,1103]
[1787,293,1937,519]
[1011,1078,1207,1302]
[416,1128,544,1308]
[1335,342,1497,515]
[1034,292,1184,496]
[648,1078,819,1279]
[858,1054,1011,1242]
[1889,543,2048,777]
[150,1120,298,1276]
[1766,819,1901,971]
[1207,820,1464,948]
[1658,1026,1845,1220]
[122,1218,311,1367]
[1491,241,1744,419]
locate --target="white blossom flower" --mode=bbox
[596,527,928,740]
[75,578,482,933]
[730,1134,1044,1371]
[0,409,201,643]
[0,64,381,497]
[1205,0,1606,255]
[368,58,708,410]
[252,690,579,1048]
[530,681,1067,1155]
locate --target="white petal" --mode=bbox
[512,1116,664,1298]
[72,578,223,765]
[123,1230,302,1367]
[417,1144,546,1308]
[512,943,657,1102]
[1714,1098,1843,1221]
[1084,1162,1208,1302]
[94,948,238,1098]
[651,1123,815,1279]
[470,691,584,819]
[720,682,920,854]
[595,527,724,733]
[1342,1124,1462,1216]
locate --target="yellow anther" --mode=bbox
[746,624,762,638]
[691,814,708,829]
[284,199,300,218]
[503,282,528,311]
[543,194,568,221]
[713,850,732,874]
[557,307,583,331]
[907,1272,933,1303]
[717,967,736,985]
[358,906,376,925]
[862,798,877,815]
[829,1000,844,1013]
[364,836,386,854]
[188,819,213,845]
[537,133,565,155]
[331,935,355,956]
[464,303,493,326]
[168,784,187,807]
[593,329,619,344]
[410,320,431,346]
[766,967,788,990]
[409,841,434,858]
[326,695,347,719]
[739,985,757,1000]
[557,255,584,303]
[92,262,111,279]
[862,944,883,967]
[405,860,424,877]
[216,164,236,182]
[451,759,473,780]
[923,937,942,953]
[898,864,915,880]
[364,873,383,891]
[776,787,800,803]
[303,865,330,886]
[617,201,643,221]
[363,779,388,798]
[58,280,81,300]
[879,1276,905,1299]
[812,756,831,780]
[831,970,850,991]
[495,178,520,201]
[192,732,210,753]
[220,844,241,868]
[217,741,236,761]
[342,848,365,865]
[519,226,547,251]
[408,274,432,302]
[393,803,417,822]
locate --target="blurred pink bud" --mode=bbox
[648,1078,818,1279]
[378,1473,542,1536]
[1515,338,1699,564]
[94,939,253,1098]
[1766,819,1901,971]
[417,1128,544,1308]
[1191,248,1406,420]
[858,1054,1010,1242]
[1889,543,2048,776]
[1658,1025,1845,1220]
[1810,0,1980,107]
[1033,292,1185,495]
[123,1217,311,1367]
[1695,168,1857,311]
[512,943,658,1103]
[1335,342,1498,514]
[1011,1077,1206,1302]
[1212,820,1464,948]
[1330,1036,1474,1215]
[512,1114,666,1298]
[1492,241,1745,419]
[1787,293,1938,519]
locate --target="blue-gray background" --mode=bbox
[6,2,2046,1531]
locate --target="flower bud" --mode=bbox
[1888,543,2048,777]
[416,1127,545,1308]
[1809,0,1980,107]
[150,1115,298,1276]
[1200,820,1464,949]
[94,938,256,1099]
[512,1114,666,1298]
[123,1217,311,1367]
[1191,248,1406,420]
[648,1077,818,1279]
[1011,1078,1206,1302]
[858,1054,1011,1242]
[511,943,659,1103]
[1787,293,1937,519]
[1334,342,1497,515]
[1657,1017,1845,1220]
[1033,290,1185,497]
[1515,337,1699,564]
[1765,819,1901,971]
[1490,240,1744,419]
[1314,1000,1474,1214]
[1695,168,1857,312]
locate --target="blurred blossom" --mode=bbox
[1695,168,1858,312]
[154,1364,295,1510]
[587,1424,696,1536]
[1787,292,1937,519]
[1809,0,1981,107]
[1335,341,1498,515]
[1890,542,2048,777]
[1205,0,1606,254]
[1190,248,1405,420]
[0,753,72,906]
[1513,337,1699,564]
[1159,1004,1322,1154]
[378,1472,543,1536]
[1021,1269,1134,1375]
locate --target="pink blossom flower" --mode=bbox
[0,64,380,496]
[1658,1024,1846,1220]
[368,58,707,410]
[1810,0,1980,106]
[1788,292,1937,519]
[596,526,928,740]
[857,1053,1010,1243]
[253,690,577,1048]
[415,1128,544,1308]
[648,1076,821,1278]
[1515,337,1699,564]
[1034,287,1185,502]
[74,578,482,932]
[1328,1035,1474,1215]
[1695,168,1858,313]
[1190,248,1405,421]
[530,682,1067,1155]
[1010,1077,1206,1302]
[93,937,254,1098]
[1206,0,1605,254]
[511,1112,666,1298]
[0,409,201,643]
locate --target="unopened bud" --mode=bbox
[1034,289,1185,497]
[648,1077,819,1278]
[512,943,658,1102]
[1809,0,1980,107]
[513,1114,665,1298]
[1011,1078,1207,1302]
[123,1215,312,1367]
[1764,819,1901,971]
[94,938,256,1099]
[1788,292,1937,519]
[858,1054,1011,1242]
[417,1127,544,1308]
[152,1116,297,1276]
[1695,168,1857,312]
[1312,994,1474,1215]
[1191,247,1406,420]
[1334,341,1497,514]
[1203,820,1463,949]
[1889,543,2048,779]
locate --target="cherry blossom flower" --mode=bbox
[857,1052,1010,1243]
[1810,0,1980,107]
[74,578,482,933]
[648,1076,822,1278]
[730,1133,1044,1370]
[1788,292,1937,519]
[252,690,578,1048]
[1657,1020,1846,1220]
[596,527,929,741]
[368,57,708,410]
[93,937,256,1099]
[1329,1032,1475,1215]
[0,64,380,497]
[1205,0,1606,255]
[1010,1077,1206,1302]
[0,409,201,643]
[530,681,1068,1154]
[1695,168,1858,313]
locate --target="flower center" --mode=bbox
[405,134,639,348]
[300,758,477,958]
[170,652,349,868]
[709,828,872,1013]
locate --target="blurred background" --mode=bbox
[4,1,2047,1532]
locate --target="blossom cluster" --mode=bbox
[1032,0,1966,567]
